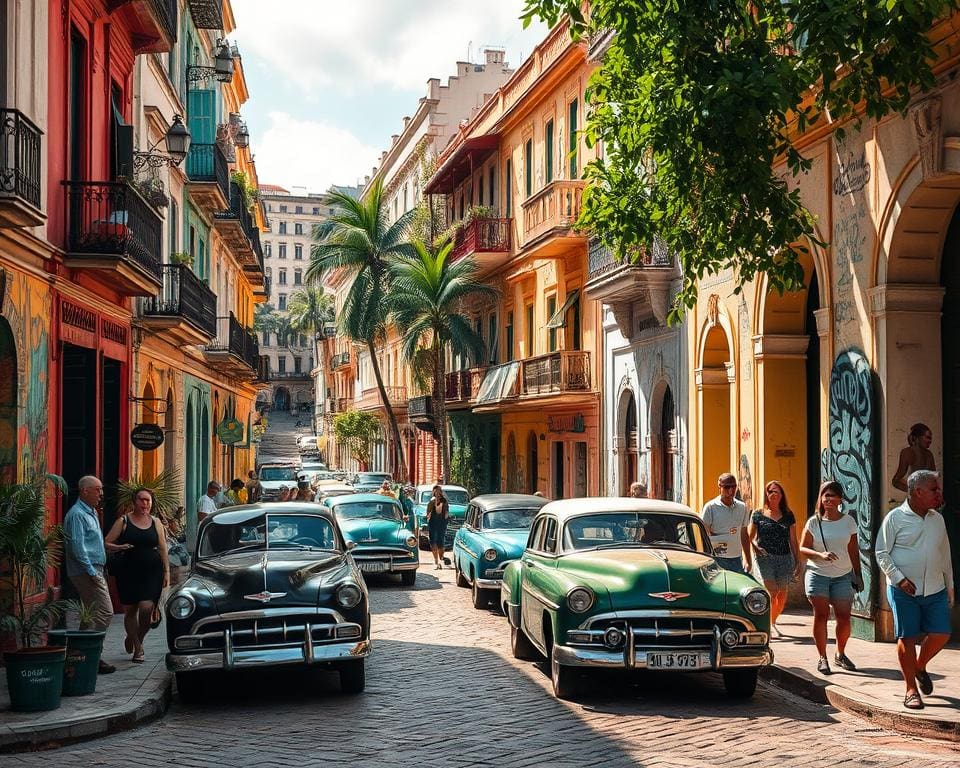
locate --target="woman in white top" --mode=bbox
[799,480,864,676]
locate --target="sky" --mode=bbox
[229,1,548,195]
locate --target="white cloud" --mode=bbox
[253,112,379,192]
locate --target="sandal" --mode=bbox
[916,669,933,696]
[132,649,145,664]
[124,635,134,654]
[903,692,924,710]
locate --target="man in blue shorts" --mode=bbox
[876,470,954,710]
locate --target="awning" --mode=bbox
[423,134,500,195]
[475,362,520,404]
[546,290,580,329]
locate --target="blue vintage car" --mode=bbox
[327,494,419,586]
[453,494,548,608]
[413,484,470,550]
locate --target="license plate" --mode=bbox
[647,652,705,670]
[359,562,387,573]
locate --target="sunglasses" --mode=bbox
[720,484,737,489]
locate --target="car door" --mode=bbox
[521,516,557,650]
[457,504,478,573]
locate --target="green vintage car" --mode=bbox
[327,493,419,585]
[500,498,772,700]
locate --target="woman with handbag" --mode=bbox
[798,480,864,675]
[747,480,800,636]
[105,488,169,663]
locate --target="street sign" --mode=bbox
[216,416,244,445]
[130,423,164,451]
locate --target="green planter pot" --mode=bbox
[47,629,106,696]
[3,646,66,711]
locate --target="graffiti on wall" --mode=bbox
[822,349,876,619]
[738,453,754,512]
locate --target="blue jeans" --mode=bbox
[716,556,745,574]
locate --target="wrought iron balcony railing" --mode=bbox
[0,108,42,222]
[143,264,217,337]
[587,236,673,280]
[207,313,259,372]
[408,395,433,419]
[451,218,511,262]
[330,351,351,369]
[444,367,487,402]
[186,142,230,201]
[187,0,222,28]
[520,350,591,396]
[522,180,586,244]
[355,385,407,411]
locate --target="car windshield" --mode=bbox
[199,513,338,557]
[260,467,299,481]
[335,500,402,521]
[562,512,709,553]
[482,508,538,530]
[357,473,391,483]
[419,488,469,505]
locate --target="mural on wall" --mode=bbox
[738,453,754,512]
[821,349,877,620]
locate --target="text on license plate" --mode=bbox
[646,652,706,670]
[359,562,387,573]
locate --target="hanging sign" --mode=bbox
[130,423,164,451]
[216,416,245,445]
[547,413,586,434]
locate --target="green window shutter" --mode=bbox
[187,89,216,143]
[569,99,578,179]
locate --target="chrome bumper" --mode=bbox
[355,558,418,573]
[167,638,371,673]
[475,577,502,589]
[553,643,772,671]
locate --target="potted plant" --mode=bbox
[46,600,106,697]
[0,475,71,712]
[170,251,193,267]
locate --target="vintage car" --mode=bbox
[165,503,371,699]
[314,480,356,503]
[326,493,419,585]
[501,498,772,700]
[413,484,470,549]
[453,494,549,609]
[257,461,301,501]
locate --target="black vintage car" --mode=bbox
[165,503,371,699]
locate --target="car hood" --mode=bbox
[338,517,411,545]
[481,530,529,557]
[192,550,352,613]
[558,548,729,610]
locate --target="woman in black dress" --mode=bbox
[746,480,800,637]
[105,488,169,663]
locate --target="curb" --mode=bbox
[761,664,960,743]
[0,671,173,753]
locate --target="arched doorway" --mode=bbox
[526,431,538,495]
[140,381,159,480]
[941,204,960,593]
[163,389,175,478]
[697,322,733,505]
[0,319,17,482]
[618,390,638,496]
[274,386,290,412]
[506,432,518,492]
[659,386,675,501]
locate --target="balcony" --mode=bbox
[186,0,222,28]
[452,218,512,269]
[186,143,229,214]
[474,351,592,409]
[141,264,217,344]
[444,367,487,408]
[408,395,435,434]
[322,323,337,338]
[330,351,351,370]
[355,385,408,412]
[64,180,163,295]
[521,180,587,257]
[0,109,43,227]
[270,371,312,381]
[327,396,354,414]
[109,0,177,53]
[255,355,270,384]
[214,182,261,270]
[204,313,260,377]
[583,237,678,327]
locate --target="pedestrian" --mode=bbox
[701,473,752,574]
[875,470,954,710]
[295,481,314,501]
[245,470,262,503]
[400,486,416,531]
[798,480,863,676]
[426,484,450,570]
[213,482,228,508]
[62,475,116,674]
[197,481,219,522]
[628,481,648,498]
[747,480,800,636]
[277,485,291,502]
[225,478,247,506]
[378,479,397,499]
[105,488,169,664]
[892,423,936,493]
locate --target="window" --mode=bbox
[278,269,287,285]
[279,222,287,234]
[279,293,287,310]
[278,243,287,259]
[294,269,302,285]
[569,98,579,179]
[299,334,306,347]
[294,356,302,373]
[403,184,408,212]
[488,313,498,363]
[525,303,534,356]
[458,193,464,220]
[488,166,496,209]
[505,159,512,217]
[328,208,334,215]
[545,119,554,183]
[525,139,532,196]
[547,295,558,352]
[280,205,287,213]
[505,311,514,362]
[263,332,270,346]
[294,244,303,260]
[278,356,287,373]
[265,242,272,257]
[265,267,272,280]
[295,223,302,235]
[295,205,303,214]
[312,207,320,216]
[478,175,483,206]
[169,198,179,257]
[267,203,273,212]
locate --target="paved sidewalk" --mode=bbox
[0,615,171,752]
[763,609,960,741]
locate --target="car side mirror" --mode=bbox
[345,540,356,551]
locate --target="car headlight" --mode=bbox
[567,587,594,614]
[741,588,770,616]
[405,535,417,548]
[168,594,195,620]
[483,548,498,561]
[336,583,362,609]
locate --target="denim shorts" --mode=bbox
[887,585,951,639]
[715,556,745,574]
[756,554,795,589]
[804,569,855,603]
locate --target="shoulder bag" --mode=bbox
[106,515,128,576]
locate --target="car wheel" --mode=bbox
[175,671,206,703]
[472,578,490,609]
[455,559,469,588]
[400,569,416,587]
[722,668,758,699]
[339,660,366,694]
[550,645,582,701]
[510,623,540,661]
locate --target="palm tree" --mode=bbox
[388,240,496,482]
[287,284,333,341]
[307,179,417,482]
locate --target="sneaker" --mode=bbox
[916,669,933,695]
[834,653,857,672]
[817,657,831,675]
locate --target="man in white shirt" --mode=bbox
[701,473,752,574]
[876,470,954,710]
[197,481,220,522]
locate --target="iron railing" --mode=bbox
[185,142,229,201]
[0,108,42,212]
[215,181,255,232]
[208,313,259,371]
[270,371,312,380]
[452,218,511,261]
[64,180,162,280]
[408,395,433,419]
[143,264,217,336]
[444,367,487,402]
[521,351,591,395]
[330,351,351,369]
[247,222,264,271]
[587,236,673,280]
[153,0,178,42]
[187,0,222,28]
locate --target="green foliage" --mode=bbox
[521,0,958,316]
[253,303,277,332]
[450,439,480,498]
[116,467,183,534]
[434,205,499,250]
[333,410,382,467]
[231,170,259,213]
[0,474,71,649]
[286,285,334,337]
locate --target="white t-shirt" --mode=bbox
[701,497,749,558]
[803,513,858,577]
[197,494,218,519]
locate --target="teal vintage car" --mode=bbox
[413,484,470,550]
[501,498,772,700]
[453,494,548,609]
[327,494,419,586]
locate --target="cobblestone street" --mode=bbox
[7,569,960,767]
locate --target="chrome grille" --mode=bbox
[188,613,336,650]
[581,616,750,649]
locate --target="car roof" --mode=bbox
[201,502,335,526]
[328,493,401,506]
[414,484,468,493]
[536,497,697,522]
[470,493,550,511]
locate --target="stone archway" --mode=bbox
[649,381,676,501]
[616,389,638,496]
[696,313,735,507]
[274,386,291,413]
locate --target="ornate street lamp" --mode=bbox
[186,39,234,86]
[235,121,250,149]
[133,114,192,170]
